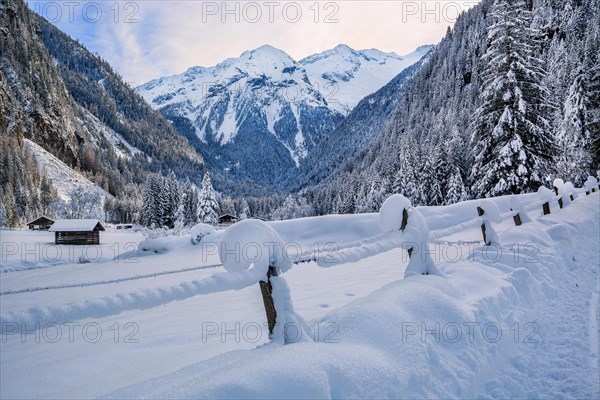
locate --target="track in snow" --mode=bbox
[0,264,221,296]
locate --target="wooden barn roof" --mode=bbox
[49,219,105,232]
[26,216,55,225]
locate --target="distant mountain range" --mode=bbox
[137,44,432,187]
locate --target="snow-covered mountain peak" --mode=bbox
[137,43,430,186]
[239,44,294,63]
[299,44,434,114]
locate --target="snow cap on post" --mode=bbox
[190,223,216,245]
[564,182,575,195]
[537,186,554,202]
[585,176,599,191]
[509,196,531,223]
[477,199,501,222]
[219,219,291,275]
[379,194,412,232]
[508,196,524,213]
[553,178,565,194]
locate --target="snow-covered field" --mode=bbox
[1,192,599,399]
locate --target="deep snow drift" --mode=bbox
[0,192,598,399]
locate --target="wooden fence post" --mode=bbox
[477,206,488,245]
[259,266,278,338]
[400,208,409,231]
[511,209,522,226]
[401,208,413,258]
[542,202,551,215]
[570,194,574,201]
[558,197,564,209]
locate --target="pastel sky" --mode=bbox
[27,0,480,84]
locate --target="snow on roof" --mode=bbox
[49,219,105,232]
[26,216,55,225]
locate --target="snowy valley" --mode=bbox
[1,186,599,398]
[1,0,600,398]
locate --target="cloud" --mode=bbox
[27,1,480,83]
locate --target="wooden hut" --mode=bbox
[49,219,105,245]
[218,214,238,225]
[116,223,133,230]
[27,216,55,231]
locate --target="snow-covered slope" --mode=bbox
[23,139,111,207]
[76,106,143,159]
[300,44,433,114]
[137,44,429,187]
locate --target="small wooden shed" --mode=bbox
[49,219,106,245]
[27,216,55,231]
[218,214,238,225]
[116,223,133,230]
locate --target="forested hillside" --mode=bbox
[298,0,599,214]
[288,58,427,192]
[0,0,206,225]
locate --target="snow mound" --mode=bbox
[140,235,191,254]
[537,186,554,202]
[553,178,565,194]
[585,176,599,191]
[190,223,217,245]
[403,208,440,277]
[564,182,575,195]
[477,199,501,222]
[509,196,531,223]
[379,194,412,232]
[219,219,291,275]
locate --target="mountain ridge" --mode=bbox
[137,43,431,187]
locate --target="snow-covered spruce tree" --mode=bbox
[180,180,199,227]
[173,202,185,235]
[556,73,593,185]
[272,195,297,220]
[142,174,161,228]
[445,166,469,205]
[586,60,600,168]
[198,172,219,225]
[423,156,443,206]
[393,134,427,205]
[0,201,7,227]
[237,198,250,220]
[470,0,555,197]
[158,171,179,228]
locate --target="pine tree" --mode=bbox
[556,73,593,185]
[198,172,219,225]
[39,174,56,215]
[180,180,199,227]
[142,175,161,228]
[586,58,600,168]
[423,155,444,206]
[0,201,7,227]
[393,134,427,205]
[238,198,250,219]
[3,183,19,227]
[445,166,469,205]
[471,0,555,197]
[158,171,180,228]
